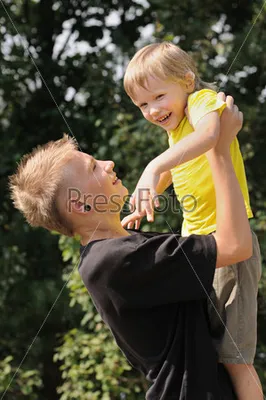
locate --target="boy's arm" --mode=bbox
[148,111,220,175]
[121,171,172,229]
[156,170,172,194]
[121,111,220,227]
[129,112,219,220]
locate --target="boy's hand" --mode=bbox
[121,165,161,228]
[210,93,243,154]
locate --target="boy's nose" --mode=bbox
[150,107,159,116]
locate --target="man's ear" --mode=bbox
[184,71,195,93]
[71,201,91,214]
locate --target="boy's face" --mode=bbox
[132,76,189,132]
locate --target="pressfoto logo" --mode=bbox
[67,188,197,214]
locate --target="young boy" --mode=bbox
[9,97,252,399]
[122,42,262,399]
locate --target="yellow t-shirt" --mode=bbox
[169,89,253,236]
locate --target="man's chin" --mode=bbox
[122,184,128,195]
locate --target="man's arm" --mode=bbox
[208,97,252,268]
[210,151,252,268]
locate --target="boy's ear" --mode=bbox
[184,71,195,93]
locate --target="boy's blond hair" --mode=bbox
[9,134,77,236]
[124,42,215,100]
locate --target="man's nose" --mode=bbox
[104,160,115,172]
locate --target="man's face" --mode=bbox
[132,76,189,132]
[63,151,128,215]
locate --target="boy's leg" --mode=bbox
[212,231,263,400]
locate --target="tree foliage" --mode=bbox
[0,0,265,398]
[0,356,42,399]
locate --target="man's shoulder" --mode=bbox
[78,231,178,295]
[78,231,216,280]
[78,231,181,270]
[79,231,178,263]
[79,234,138,270]
[78,231,156,269]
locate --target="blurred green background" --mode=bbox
[0,0,265,398]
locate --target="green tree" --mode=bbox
[1,0,265,398]
[0,356,42,400]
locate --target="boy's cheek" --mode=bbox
[146,116,156,125]
[143,112,150,121]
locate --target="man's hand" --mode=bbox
[208,93,243,156]
[121,164,160,229]
[121,209,144,230]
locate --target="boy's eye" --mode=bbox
[93,163,97,171]
[140,103,147,109]
[156,94,164,100]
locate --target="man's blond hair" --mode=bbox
[124,42,216,100]
[9,134,78,236]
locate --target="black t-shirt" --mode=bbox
[79,231,236,400]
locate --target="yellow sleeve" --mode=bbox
[187,89,226,128]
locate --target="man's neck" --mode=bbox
[80,224,130,246]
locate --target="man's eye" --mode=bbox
[140,103,147,109]
[93,163,97,171]
[156,94,164,100]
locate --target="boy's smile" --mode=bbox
[132,76,189,132]
[157,112,173,126]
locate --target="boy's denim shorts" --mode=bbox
[212,230,262,364]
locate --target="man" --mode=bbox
[9,94,254,399]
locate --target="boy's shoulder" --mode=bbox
[187,88,218,107]
[187,89,226,127]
